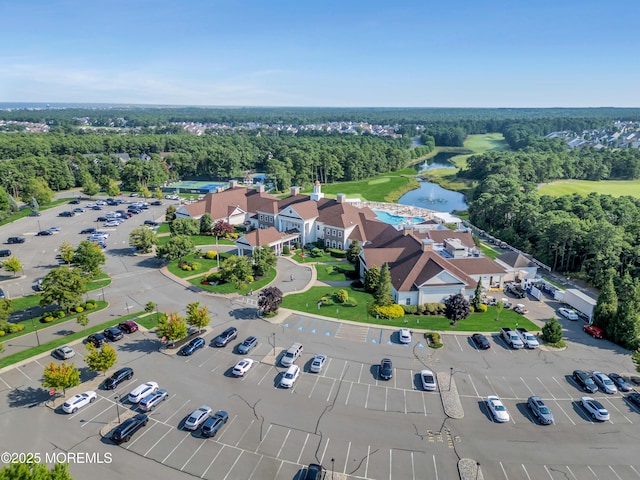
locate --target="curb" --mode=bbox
[458,458,483,480]
[437,372,464,419]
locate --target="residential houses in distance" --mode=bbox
[546,120,640,150]
[177,181,531,306]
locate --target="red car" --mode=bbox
[118,320,139,333]
[583,324,604,339]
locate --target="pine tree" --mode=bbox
[593,270,618,331]
[541,317,563,344]
[364,265,380,293]
[375,263,394,306]
[346,240,361,264]
[471,279,483,311]
[608,274,640,349]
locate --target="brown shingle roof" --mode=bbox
[449,257,506,275]
[496,251,537,268]
[428,230,476,248]
[240,227,297,247]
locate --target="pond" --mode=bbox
[399,180,468,213]
[414,151,458,172]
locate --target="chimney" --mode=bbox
[421,238,434,252]
[403,225,414,236]
[290,186,300,196]
[337,193,346,203]
[256,184,265,193]
[229,179,239,188]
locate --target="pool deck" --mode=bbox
[362,201,438,222]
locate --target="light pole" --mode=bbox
[30,315,41,347]
[476,462,481,480]
[331,458,335,480]
[272,332,276,357]
[114,395,121,424]
[449,367,453,391]
[101,286,106,302]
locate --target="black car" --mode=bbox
[237,336,258,354]
[471,333,491,350]
[572,370,598,393]
[0,288,5,299]
[626,392,640,409]
[69,199,81,205]
[111,413,148,443]
[609,373,633,392]
[379,358,393,380]
[58,211,75,217]
[144,220,160,227]
[201,411,229,437]
[36,230,53,236]
[305,463,326,480]
[103,327,124,342]
[80,228,96,235]
[0,249,11,257]
[28,211,41,217]
[103,367,134,390]
[7,237,25,244]
[92,205,103,211]
[86,333,107,347]
[128,208,142,214]
[180,337,205,356]
[151,200,163,206]
[214,327,238,347]
[506,283,526,298]
[96,216,108,222]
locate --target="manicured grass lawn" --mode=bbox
[538,179,640,198]
[303,168,418,203]
[86,272,111,290]
[190,267,277,295]
[166,253,221,278]
[136,312,162,330]
[315,262,355,281]
[157,234,236,246]
[0,199,70,227]
[291,250,345,264]
[157,223,170,234]
[0,309,142,369]
[281,286,540,332]
[10,295,42,312]
[477,241,500,260]
[464,133,511,153]
[1,301,108,343]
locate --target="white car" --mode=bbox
[399,328,412,344]
[280,365,300,388]
[62,391,97,413]
[104,220,121,227]
[558,308,579,321]
[128,381,159,404]
[232,359,254,377]
[420,369,437,391]
[184,405,212,430]
[486,395,510,423]
[581,396,610,421]
[310,354,327,373]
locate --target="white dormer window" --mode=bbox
[338,231,342,237]
[259,214,263,221]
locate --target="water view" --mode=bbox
[399,180,468,213]
[414,151,458,172]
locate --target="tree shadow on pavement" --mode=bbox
[116,337,162,355]
[229,307,259,320]
[7,385,50,408]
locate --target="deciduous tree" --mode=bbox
[165,205,177,222]
[593,270,618,331]
[444,294,471,322]
[129,227,157,253]
[2,256,22,277]
[169,218,199,236]
[82,177,100,197]
[40,267,87,312]
[220,255,253,289]
[199,213,213,235]
[212,220,234,238]
[186,302,210,332]
[76,313,89,331]
[0,460,73,479]
[59,241,75,265]
[72,240,106,277]
[156,312,188,344]
[0,299,11,323]
[41,361,81,395]
[155,235,195,261]
[251,246,276,276]
[84,343,117,376]
[258,286,283,314]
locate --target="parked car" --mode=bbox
[527,396,554,425]
[310,354,327,373]
[151,200,163,206]
[128,381,159,404]
[62,391,97,413]
[214,327,238,347]
[103,327,124,342]
[592,372,617,394]
[580,396,610,421]
[180,337,205,356]
[72,207,85,214]
[572,370,598,393]
[58,211,74,217]
[471,333,491,350]
[118,320,139,333]
[232,359,254,376]
[625,392,640,409]
[102,367,134,390]
[52,346,75,360]
[379,358,393,380]
[143,220,160,227]
[506,283,526,298]
[80,228,96,235]
[69,198,81,204]
[139,389,169,412]
[96,216,108,222]
[237,336,258,354]
[111,413,148,443]
[36,230,53,236]
[0,248,12,257]
[583,324,604,338]
[0,288,5,299]
[92,205,103,211]
[86,333,107,348]
[305,463,326,480]
[28,211,41,217]
[609,373,633,392]
[557,308,579,321]
[6,237,25,244]
[399,328,412,344]
[420,369,437,391]
[104,220,121,227]
[486,395,510,423]
[201,411,229,437]
[184,405,212,430]
[280,365,300,388]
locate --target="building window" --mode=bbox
[317,225,320,230]
[259,214,263,221]
[338,231,342,237]
[405,298,411,305]
[332,229,336,236]
[332,241,337,248]
[337,243,342,250]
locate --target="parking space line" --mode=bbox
[385,387,388,411]
[411,451,415,480]
[422,392,428,416]
[521,464,532,479]
[404,390,407,414]
[296,433,310,464]
[321,358,331,377]
[180,436,208,470]
[536,377,575,425]
[16,367,32,381]
[519,377,536,396]
[162,431,190,463]
[625,397,640,414]
[388,449,392,480]
[222,450,244,480]
[0,376,11,389]
[276,430,291,460]
[339,360,348,381]
[587,465,599,478]
[433,454,439,480]
[274,460,285,480]
[357,363,364,383]
[630,465,640,477]
[125,419,158,448]
[80,403,114,428]
[320,437,330,464]
[565,466,578,479]
[218,414,238,442]
[345,381,353,405]
[201,444,226,479]
[609,466,623,480]
[236,419,255,447]
[326,379,336,402]
[144,426,173,456]
[552,376,574,397]
[454,336,463,351]
[365,384,370,409]
[543,465,554,479]
[308,375,320,398]
[255,424,272,452]
[257,365,273,386]
[165,399,191,423]
[393,371,397,389]
[33,359,43,368]
[499,461,509,479]
[198,351,218,368]
[365,445,370,478]
[68,398,103,420]
[343,441,351,474]
[247,455,265,480]
[467,374,480,398]
[603,398,633,424]
[503,376,518,399]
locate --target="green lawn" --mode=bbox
[157,223,170,234]
[538,179,640,198]
[477,241,500,260]
[10,295,42,312]
[0,309,143,369]
[315,262,355,281]
[291,250,345,264]
[166,253,221,278]
[0,199,71,227]
[86,272,111,290]
[157,234,236,246]
[281,286,540,332]
[190,267,277,295]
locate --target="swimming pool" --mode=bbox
[374,210,425,225]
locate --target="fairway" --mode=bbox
[538,179,640,198]
[448,133,511,167]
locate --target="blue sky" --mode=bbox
[1,0,638,107]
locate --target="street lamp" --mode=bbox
[101,286,106,302]
[114,395,121,424]
[476,462,481,480]
[331,458,335,480]
[272,332,276,357]
[449,367,453,391]
[30,314,41,347]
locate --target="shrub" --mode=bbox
[476,304,488,313]
[75,306,84,313]
[324,266,335,275]
[402,305,418,314]
[351,280,365,290]
[191,262,200,271]
[334,289,349,303]
[204,272,221,283]
[204,250,217,259]
[425,303,436,315]
[310,247,324,258]
[56,310,65,318]
[426,332,443,349]
[417,304,427,315]
[370,304,405,319]
[282,245,290,255]
[0,331,4,337]
[42,316,55,323]
[181,264,192,271]
[85,302,96,310]
[327,248,347,258]
[344,298,358,307]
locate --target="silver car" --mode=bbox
[139,389,169,411]
[592,372,617,394]
[527,396,554,425]
[310,354,327,373]
[184,405,212,430]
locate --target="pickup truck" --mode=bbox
[516,328,539,349]
[506,283,526,299]
[501,327,524,349]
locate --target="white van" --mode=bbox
[281,342,303,367]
